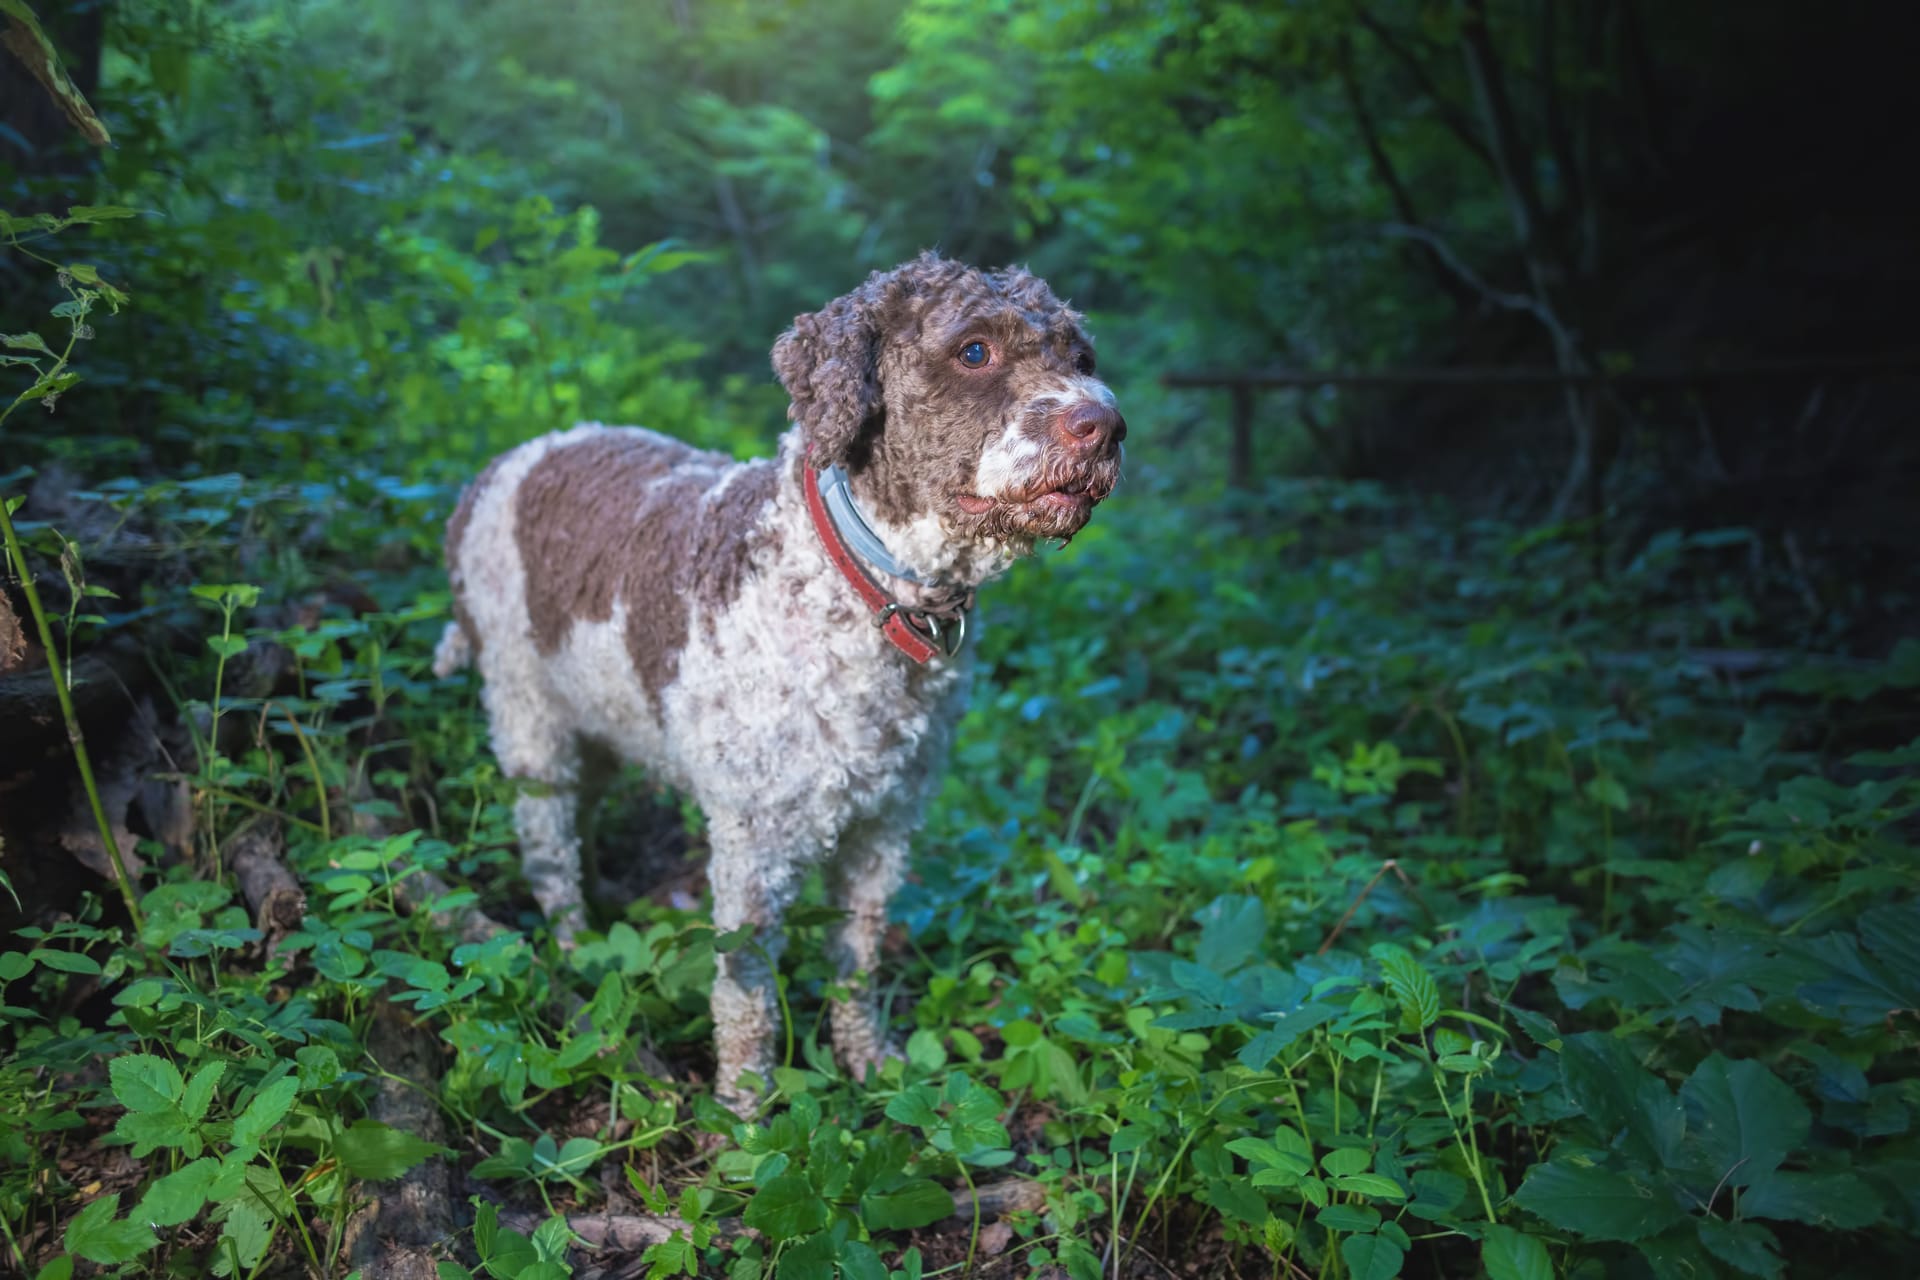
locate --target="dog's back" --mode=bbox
[440,423,779,757]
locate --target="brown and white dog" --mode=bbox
[434,253,1125,1110]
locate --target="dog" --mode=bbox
[434,253,1125,1109]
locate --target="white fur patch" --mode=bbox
[970,375,1118,502]
[973,418,1045,499]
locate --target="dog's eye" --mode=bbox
[959,341,991,368]
[1075,351,1097,375]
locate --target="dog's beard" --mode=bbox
[952,448,1122,546]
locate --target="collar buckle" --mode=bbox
[875,602,967,658]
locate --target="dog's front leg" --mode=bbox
[825,823,908,1081]
[706,814,802,1116]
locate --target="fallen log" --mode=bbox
[0,634,151,759]
[953,1178,1046,1220]
[0,591,24,674]
[228,820,305,948]
[342,1003,458,1279]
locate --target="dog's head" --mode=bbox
[773,253,1125,577]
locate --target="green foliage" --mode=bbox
[4,2,1919,1277]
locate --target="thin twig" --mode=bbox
[1381,222,1555,329]
[1317,858,1434,955]
[0,497,144,930]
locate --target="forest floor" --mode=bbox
[2,455,1918,1280]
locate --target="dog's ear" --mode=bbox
[772,275,893,469]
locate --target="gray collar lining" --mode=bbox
[817,462,928,585]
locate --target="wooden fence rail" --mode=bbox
[1161,356,1920,487]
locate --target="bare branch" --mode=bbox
[1352,7,1493,169]
[1339,36,1476,310]
[1381,222,1560,333]
[1458,0,1549,255]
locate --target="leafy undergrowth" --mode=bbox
[4,452,1918,1280]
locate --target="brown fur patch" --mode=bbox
[445,454,509,660]
[513,433,780,702]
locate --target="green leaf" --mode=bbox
[63,1194,156,1264]
[1372,945,1440,1033]
[181,1060,227,1122]
[1738,1170,1883,1229]
[208,1154,251,1201]
[1195,895,1265,973]
[1320,1147,1370,1176]
[1857,900,1920,989]
[1339,1232,1404,1280]
[838,1238,887,1280]
[776,1230,836,1280]
[1315,1204,1380,1233]
[743,1174,830,1240]
[1512,1160,1686,1241]
[1226,1137,1311,1177]
[207,635,249,659]
[1236,1002,1338,1069]
[1481,1225,1555,1280]
[29,948,100,975]
[883,1085,942,1130]
[483,1227,538,1277]
[33,1255,73,1280]
[1697,1218,1782,1280]
[110,1053,184,1113]
[1168,959,1232,1008]
[1,332,52,353]
[111,1108,194,1158]
[1334,1173,1408,1200]
[1636,1229,1718,1280]
[230,1074,300,1152]
[531,1213,575,1260]
[473,1198,499,1259]
[1558,1032,1683,1166]
[335,1119,446,1180]
[211,1199,273,1277]
[904,1027,947,1070]
[860,1177,952,1230]
[136,1156,220,1227]
[1679,1054,1808,1186]
[1407,1169,1467,1220]
[1585,775,1630,811]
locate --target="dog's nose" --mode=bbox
[1052,401,1127,453]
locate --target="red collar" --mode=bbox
[802,459,969,663]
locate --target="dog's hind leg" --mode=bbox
[482,677,588,944]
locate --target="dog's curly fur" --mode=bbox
[435,253,1125,1110]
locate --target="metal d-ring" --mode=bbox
[874,601,968,658]
[923,609,967,658]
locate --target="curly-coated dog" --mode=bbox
[434,253,1126,1110]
